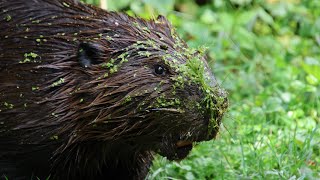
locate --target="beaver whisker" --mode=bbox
[148,108,184,113]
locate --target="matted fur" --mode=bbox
[0,0,228,179]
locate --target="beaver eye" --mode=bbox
[154,64,166,75]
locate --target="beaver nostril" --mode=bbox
[212,98,217,104]
[222,96,229,109]
[217,88,227,99]
[217,88,228,107]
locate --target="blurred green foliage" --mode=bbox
[83,0,320,179]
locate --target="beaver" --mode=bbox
[0,0,228,179]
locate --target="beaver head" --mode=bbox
[67,16,229,160]
[0,0,228,178]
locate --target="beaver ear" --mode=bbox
[78,42,104,68]
[157,15,169,24]
[156,15,173,37]
[157,15,172,27]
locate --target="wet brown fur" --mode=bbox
[0,0,227,179]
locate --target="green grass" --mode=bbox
[86,0,320,179]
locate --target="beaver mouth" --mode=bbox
[157,139,194,161]
[174,140,193,160]
[156,112,223,161]
[176,140,193,148]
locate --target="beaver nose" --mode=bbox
[205,74,228,111]
[214,87,228,111]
